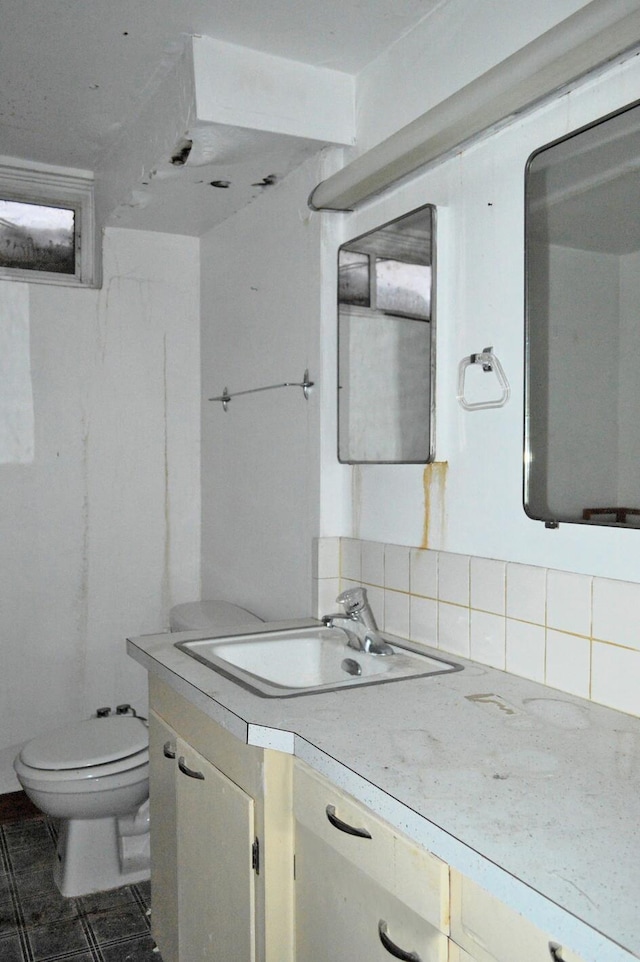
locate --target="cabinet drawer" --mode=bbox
[294,762,449,933]
[450,871,586,962]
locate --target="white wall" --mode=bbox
[319,34,640,581]
[0,227,200,790]
[200,156,326,621]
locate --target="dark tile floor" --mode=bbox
[0,815,162,961]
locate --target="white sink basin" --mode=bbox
[175,623,461,697]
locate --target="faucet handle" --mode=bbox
[336,586,368,614]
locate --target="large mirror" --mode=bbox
[337,205,436,463]
[525,100,640,527]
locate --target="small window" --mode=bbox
[0,160,100,287]
[0,200,75,275]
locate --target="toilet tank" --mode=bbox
[169,601,263,633]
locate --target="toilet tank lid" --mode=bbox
[20,716,149,771]
[170,601,263,631]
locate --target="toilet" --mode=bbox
[14,713,150,897]
[14,600,262,897]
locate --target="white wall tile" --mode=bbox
[384,590,410,639]
[506,619,546,683]
[315,578,340,618]
[341,539,362,582]
[438,602,470,658]
[545,629,590,699]
[438,553,470,606]
[385,544,410,591]
[361,541,385,587]
[314,537,340,579]
[592,578,640,651]
[365,585,385,628]
[410,548,438,599]
[591,641,640,717]
[506,563,546,625]
[410,596,438,647]
[546,570,592,637]
[335,541,640,717]
[470,557,506,615]
[470,610,505,669]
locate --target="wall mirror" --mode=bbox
[525,100,640,527]
[337,204,436,464]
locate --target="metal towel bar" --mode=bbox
[209,369,314,412]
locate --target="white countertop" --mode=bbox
[127,622,640,962]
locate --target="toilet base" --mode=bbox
[54,816,150,898]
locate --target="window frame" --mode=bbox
[0,157,100,288]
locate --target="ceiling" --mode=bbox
[0,0,442,173]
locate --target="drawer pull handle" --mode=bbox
[163,741,176,759]
[178,756,205,780]
[378,921,422,962]
[325,804,372,838]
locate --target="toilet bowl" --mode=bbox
[14,715,150,897]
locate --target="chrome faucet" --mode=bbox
[322,587,393,655]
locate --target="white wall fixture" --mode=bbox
[308,0,640,211]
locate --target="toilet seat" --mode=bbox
[15,749,149,784]
[18,716,149,778]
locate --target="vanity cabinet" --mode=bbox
[148,677,293,962]
[292,761,449,961]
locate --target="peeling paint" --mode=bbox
[422,461,448,549]
[170,138,192,166]
[252,174,277,188]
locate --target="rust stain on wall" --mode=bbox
[422,461,448,549]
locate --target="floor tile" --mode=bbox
[21,889,80,927]
[88,904,149,943]
[0,814,162,962]
[27,916,90,959]
[0,933,24,962]
[100,934,159,961]
[13,865,56,900]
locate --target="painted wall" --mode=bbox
[200,156,329,621]
[0,227,200,791]
[318,46,640,583]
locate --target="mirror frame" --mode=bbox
[337,203,437,465]
[523,97,640,528]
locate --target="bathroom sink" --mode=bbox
[174,623,462,697]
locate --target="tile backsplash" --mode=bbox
[313,537,640,720]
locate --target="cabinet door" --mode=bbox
[176,738,256,962]
[295,822,447,962]
[148,711,179,962]
[450,871,587,962]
